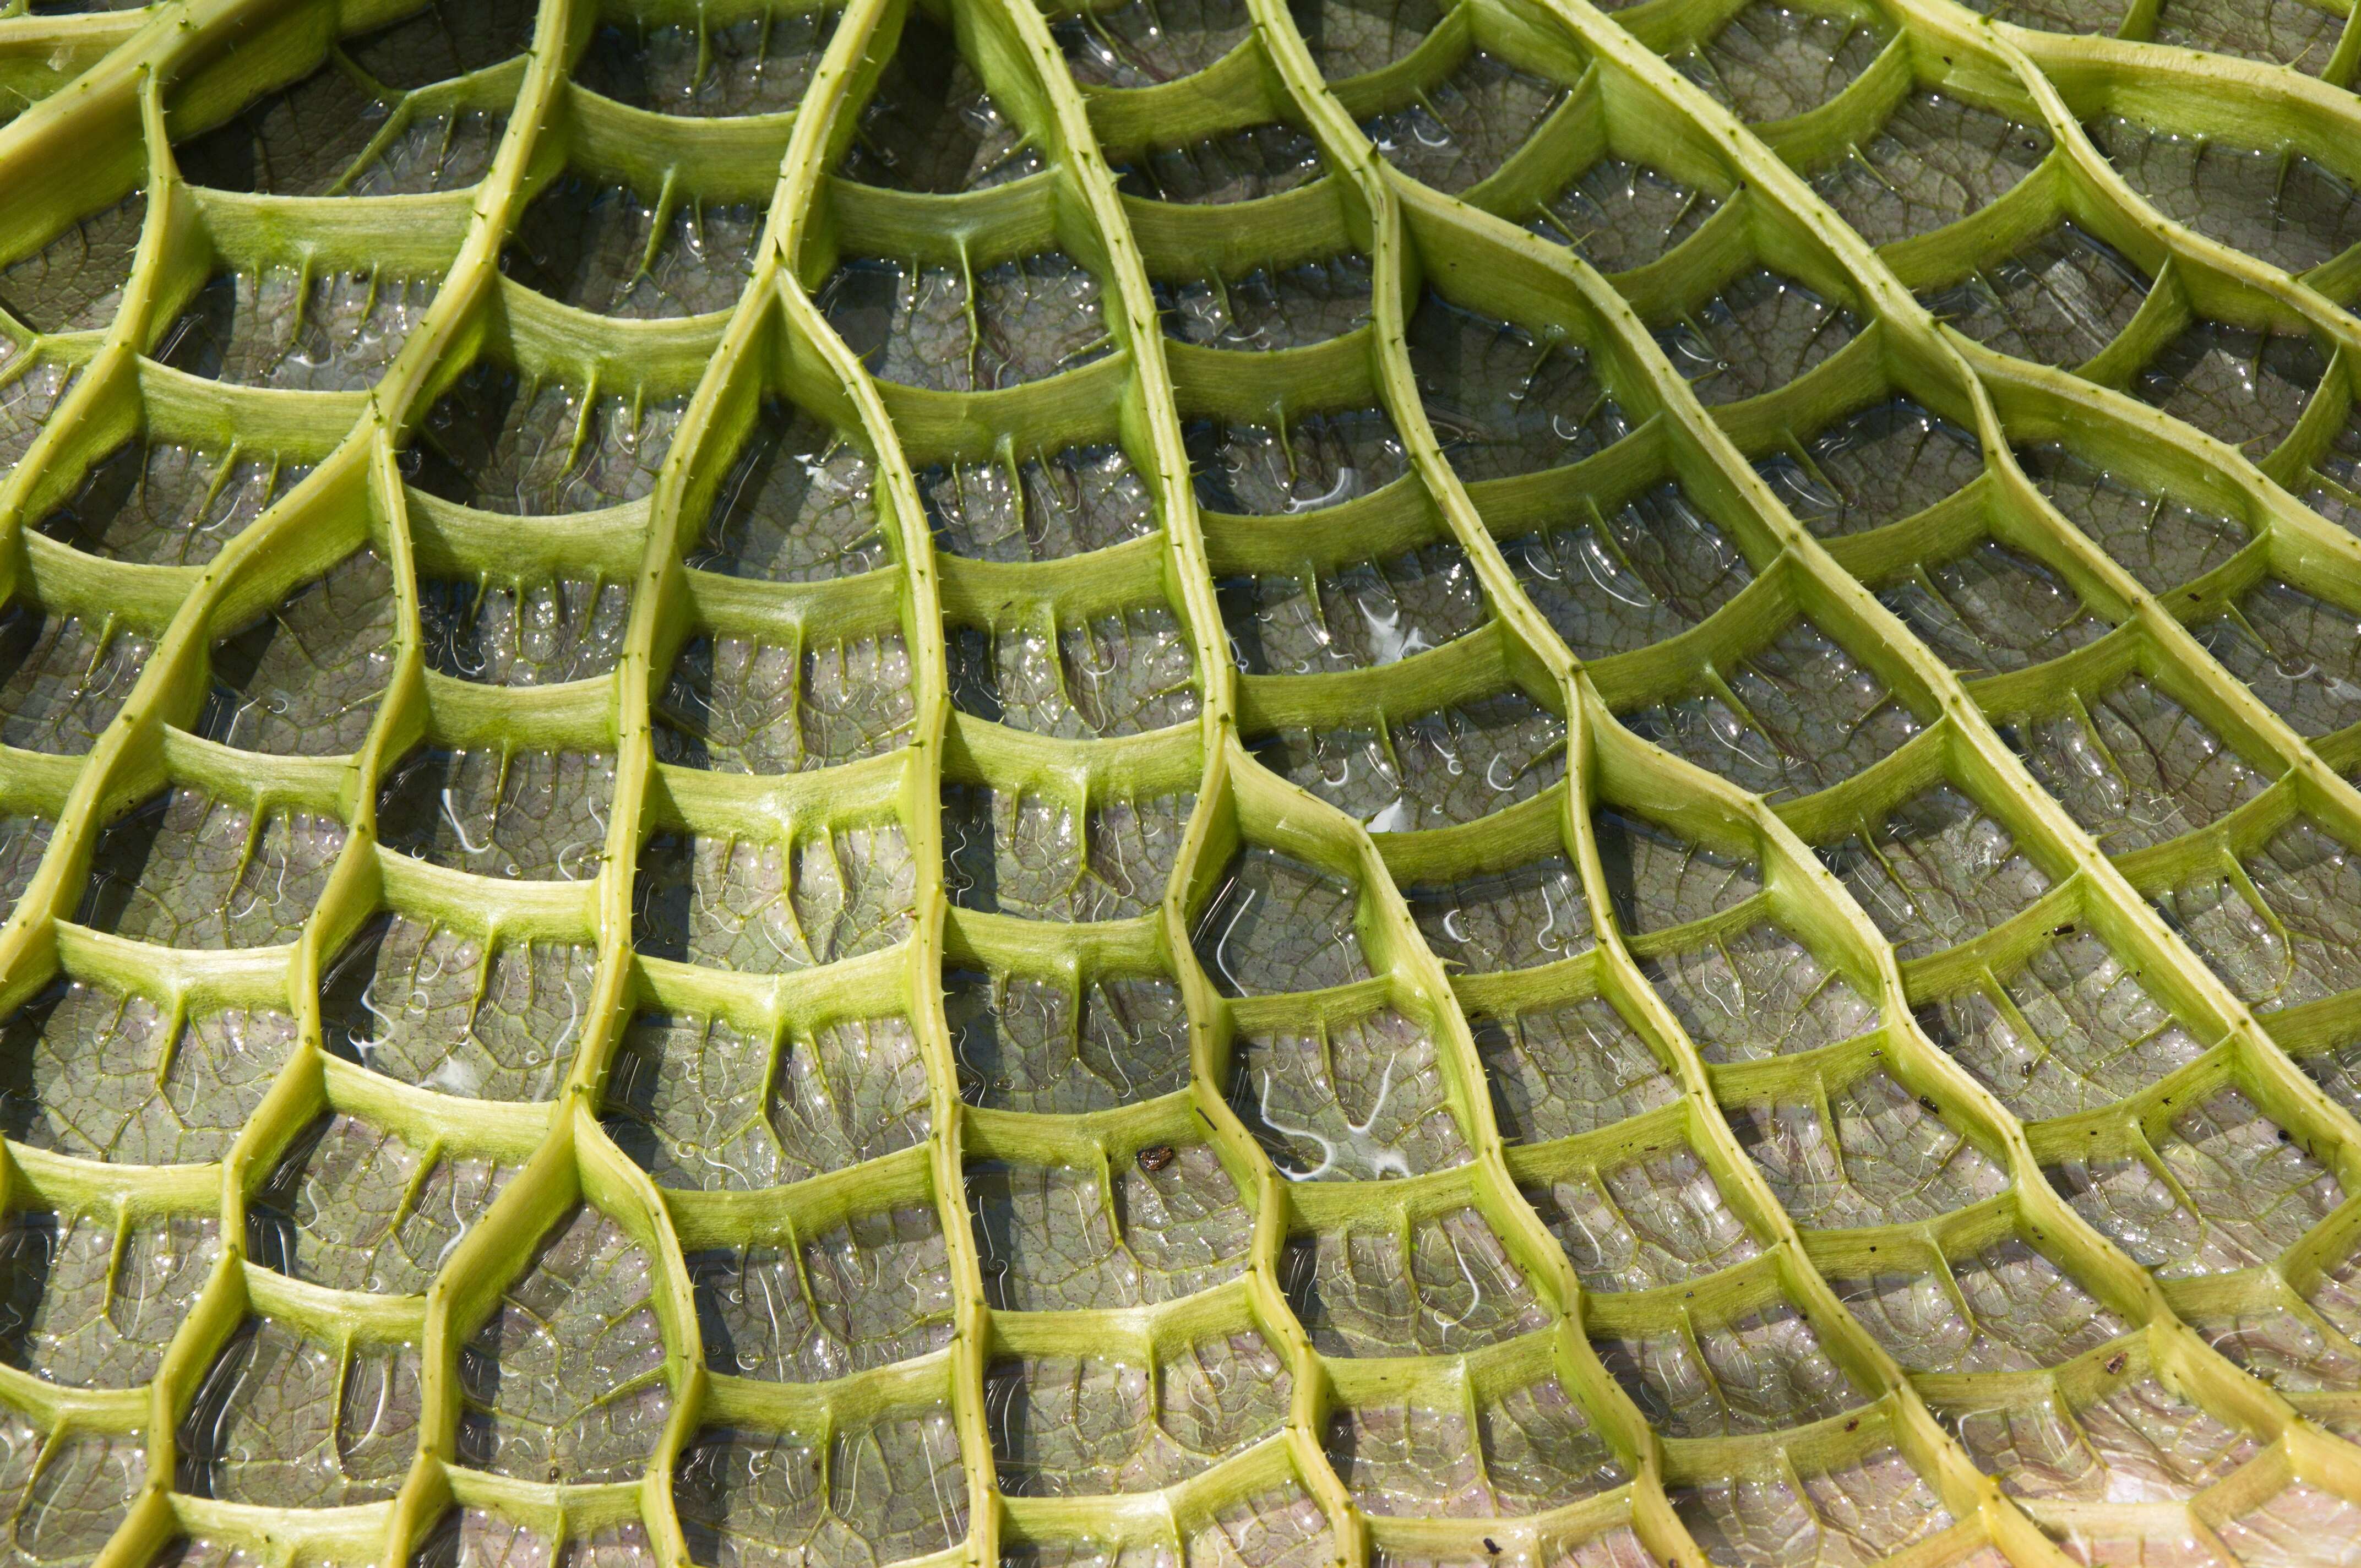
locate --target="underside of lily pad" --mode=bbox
[0,0,2356,1565]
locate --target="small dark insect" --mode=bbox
[1843,1417,1859,1432]
[2050,923,2076,937]
[1919,1096,1942,1115]
[2278,1129,2294,1144]
[1136,1145,1177,1173]
[1483,1541,1501,1557]
[2021,1060,2036,1075]
[2106,1351,2128,1375]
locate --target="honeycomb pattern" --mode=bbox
[0,0,2359,1566]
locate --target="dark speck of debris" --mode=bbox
[1136,1145,1176,1173]
[2106,1351,2128,1374]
